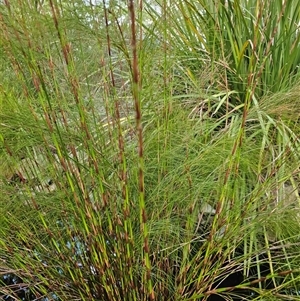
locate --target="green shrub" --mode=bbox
[1,1,300,300]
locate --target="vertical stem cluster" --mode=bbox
[102,2,136,299]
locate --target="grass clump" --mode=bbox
[1,0,300,300]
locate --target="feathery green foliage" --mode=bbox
[1,0,300,300]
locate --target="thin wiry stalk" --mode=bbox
[129,1,154,300]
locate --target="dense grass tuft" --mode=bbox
[1,1,300,300]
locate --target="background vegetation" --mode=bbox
[1,0,300,300]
